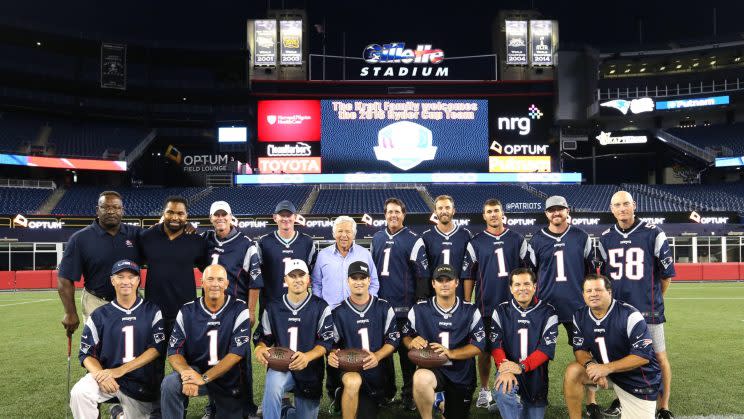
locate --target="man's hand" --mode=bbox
[498,360,522,375]
[62,313,80,335]
[429,342,451,359]
[328,350,340,368]
[362,350,379,370]
[595,376,609,389]
[254,346,270,366]
[179,368,200,384]
[408,336,428,350]
[586,363,611,382]
[182,383,200,397]
[98,376,120,394]
[289,351,310,371]
[494,371,518,394]
[184,223,197,234]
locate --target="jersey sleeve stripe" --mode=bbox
[410,238,426,262]
[491,309,502,329]
[542,314,559,337]
[470,309,482,332]
[85,316,99,345]
[318,305,333,334]
[384,307,396,332]
[654,232,668,258]
[234,309,250,332]
[626,311,645,338]
[261,310,272,335]
[407,308,417,331]
[152,310,163,328]
[583,235,593,258]
[175,311,186,336]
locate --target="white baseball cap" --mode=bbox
[210,201,232,215]
[284,259,309,275]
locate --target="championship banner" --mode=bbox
[279,20,302,66]
[505,20,528,65]
[100,43,126,90]
[529,20,554,66]
[254,20,277,66]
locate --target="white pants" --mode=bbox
[610,379,656,419]
[70,373,155,419]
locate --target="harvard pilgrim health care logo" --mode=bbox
[373,121,437,170]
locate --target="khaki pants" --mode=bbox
[70,373,156,419]
[605,379,657,419]
[81,289,109,325]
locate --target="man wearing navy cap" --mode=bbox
[71,259,166,419]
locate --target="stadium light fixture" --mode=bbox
[692,62,699,67]
[675,64,682,69]
[639,67,646,72]
[609,69,616,74]
[659,65,666,71]
[624,68,631,73]
[36,41,41,46]
[735,57,741,62]
[710,60,717,65]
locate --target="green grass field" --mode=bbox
[1,282,743,418]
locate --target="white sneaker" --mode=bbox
[475,388,492,408]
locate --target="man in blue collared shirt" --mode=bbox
[311,215,379,410]
[311,215,379,308]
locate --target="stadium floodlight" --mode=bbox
[710,60,717,65]
[659,65,666,71]
[639,67,646,72]
[609,69,616,74]
[675,64,682,69]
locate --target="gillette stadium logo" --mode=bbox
[361,42,448,78]
[373,121,437,170]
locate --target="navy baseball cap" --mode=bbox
[274,200,297,214]
[111,259,140,275]
[433,264,457,280]
[348,261,370,277]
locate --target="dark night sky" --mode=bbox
[3,0,744,54]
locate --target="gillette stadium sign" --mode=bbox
[360,42,448,78]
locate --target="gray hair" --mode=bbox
[333,215,357,237]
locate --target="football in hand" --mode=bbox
[266,347,295,372]
[408,347,448,368]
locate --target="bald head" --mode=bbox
[610,190,636,227]
[202,264,229,301]
[203,264,227,279]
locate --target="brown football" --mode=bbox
[336,348,368,372]
[408,347,448,368]
[266,347,295,372]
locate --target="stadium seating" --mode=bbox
[310,188,430,214]
[644,184,744,212]
[188,186,314,215]
[0,187,53,214]
[666,123,744,156]
[530,184,620,212]
[425,184,543,213]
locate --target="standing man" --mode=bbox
[203,200,263,418]
[328,261,400,419]
[70,260,165,419]
[58,191,141,335]
[462,198,529,408]
[257,200,316,310]
[403,264,486,419]
[597,191,676,419]
[564,274,661,419]
[487,267,558,419]
[161,264,251,419]
[254,259,333,419]
[422,195,474,300]
[370,197,429,409]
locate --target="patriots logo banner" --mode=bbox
[169,336,178,348]
[234,336,251,347]
[153,333,166,344]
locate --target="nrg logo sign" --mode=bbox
[496,104,543,136]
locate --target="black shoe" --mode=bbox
[585,403,602,419]
[403,397,417,411]
[108,405,124,419]
[603,398,621,417]
[657,408,675,419]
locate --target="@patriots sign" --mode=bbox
[600,98,655,115]
[373,121,437,170]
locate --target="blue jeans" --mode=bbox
[160,372,242,419]
[262,369,320,419]
[491,373,546,419]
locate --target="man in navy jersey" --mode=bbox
[254,259,334,419]
[161,264,251,419]
[462,199,529,408]
[597,191,676,419]
[564,274,661,419]
[328,261,400,419]
[70,259,165,419]
[403,264,486,419]
[257,200,316,310]
[487,267,558,419]
[422,195,474,300]
[370,197,429,409]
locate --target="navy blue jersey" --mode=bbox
[79,298,165,401]
[203,228,264,298]
[332,296,400,385]
[597,221,676,324]
[527,226,592,322]
[254,293,334,392]
[421,225,473,299]
[168,296,251,396]
[257,231,316,304]
[402,297,486,387]
[571,300,661,401]
[370,227,430,317]
[462,229,529,315]
[489,299,558,405]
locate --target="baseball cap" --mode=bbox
[347,261,370,277]
[210,201,232,215]
[274,200,297,214]
[545,195,569,209]
[433,264,456,280]
[111,259,140,275]
[284,259,309,275]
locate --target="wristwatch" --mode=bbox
[519,362,527,373]
[201,373,209,384]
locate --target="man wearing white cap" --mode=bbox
[203,200,263,418]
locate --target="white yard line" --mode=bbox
[0,298,55,307]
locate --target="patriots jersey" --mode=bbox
[527,226,592,322]
[462,229,529,315]
[257,231,316,304]
[168,296,251,395]
[403,297,486,387]
[203,228,263,298]
[370,227,430,317]
[489,299,558,405]
[572,300,661,401]
[79,298,165,401]
[597,220,676,324]
[254,293,334,391]
[421,225,474,299]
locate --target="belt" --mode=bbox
[85,288,113,302]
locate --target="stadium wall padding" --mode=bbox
[0,269,204,290]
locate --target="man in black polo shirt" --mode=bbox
[57,191,141,336]
[138,196,208,334]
